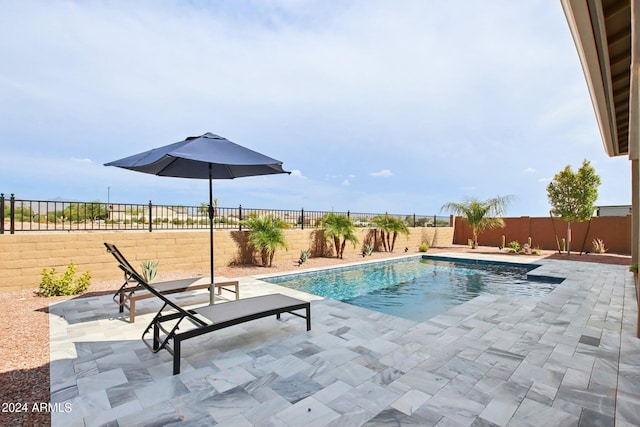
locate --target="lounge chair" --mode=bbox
[104,243,311,375]
[105,243,240,323]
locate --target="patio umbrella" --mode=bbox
[105,132,290,304]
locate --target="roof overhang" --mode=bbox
[561,0,631,157]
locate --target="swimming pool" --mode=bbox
[264,256,563,322]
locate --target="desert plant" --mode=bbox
[364,244,374,256]
[243,213,289,267]
[547,159,601,255]
[38,262,91,296]
[141,260,159,283]
[298,249,311,265]
[441,195,513,249]
[371,213,409,252]
[630,264,638,273]
[507,241,521,254]
[419,243,429,252]
[592,238,606,254]
[319,212,358,259]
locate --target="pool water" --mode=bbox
[264,257,561,322]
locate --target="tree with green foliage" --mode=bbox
[546,159,600,255]
[319,212,358,259]
[242,213,288,267]
[372,213,409,252]
[63,201,108,223]
[3,203,32,221]
[441,195,513,249]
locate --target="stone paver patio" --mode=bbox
[49,253,640,426]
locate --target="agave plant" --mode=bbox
[298,249,311,265]
[140,259,158,283]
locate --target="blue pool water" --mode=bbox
[264,256,562,322]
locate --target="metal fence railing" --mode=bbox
[0,193,451,234]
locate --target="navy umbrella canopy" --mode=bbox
[105,132,290,304]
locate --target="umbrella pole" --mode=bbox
[208,169,215,305]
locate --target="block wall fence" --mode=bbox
[453,216,631,254]
[0,227,454,292]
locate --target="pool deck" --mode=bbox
[49,253,640,426]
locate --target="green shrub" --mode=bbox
[364,244,374,256]
[38,262,91,296]
[507,241,521,254]
[418,243,429,252]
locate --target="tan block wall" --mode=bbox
[0,227,453,292]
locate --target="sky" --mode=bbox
[0,0,631,217]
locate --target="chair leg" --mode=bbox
[119,292,125,313]
[173,338,181,375]
[153,321,160,352]
[129,300,136,323]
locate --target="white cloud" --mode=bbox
[370,169,393,178]
[538,177,552,183]
[524,167,536,173]
[342,179,350,186]
[71,158,93,164]
[290,169,306,179]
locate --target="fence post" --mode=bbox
[148,201,153,232]
[10,194,15,234]
[434,215,437,227]
[301,208,305,230]
[239,205,243,231]
[0,193,4,234]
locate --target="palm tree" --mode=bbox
[319,212,358,259]
[242,213,288,267]
[441,196,512,249]
[372,213,409,252]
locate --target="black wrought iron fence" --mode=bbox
[0,193,450,234]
